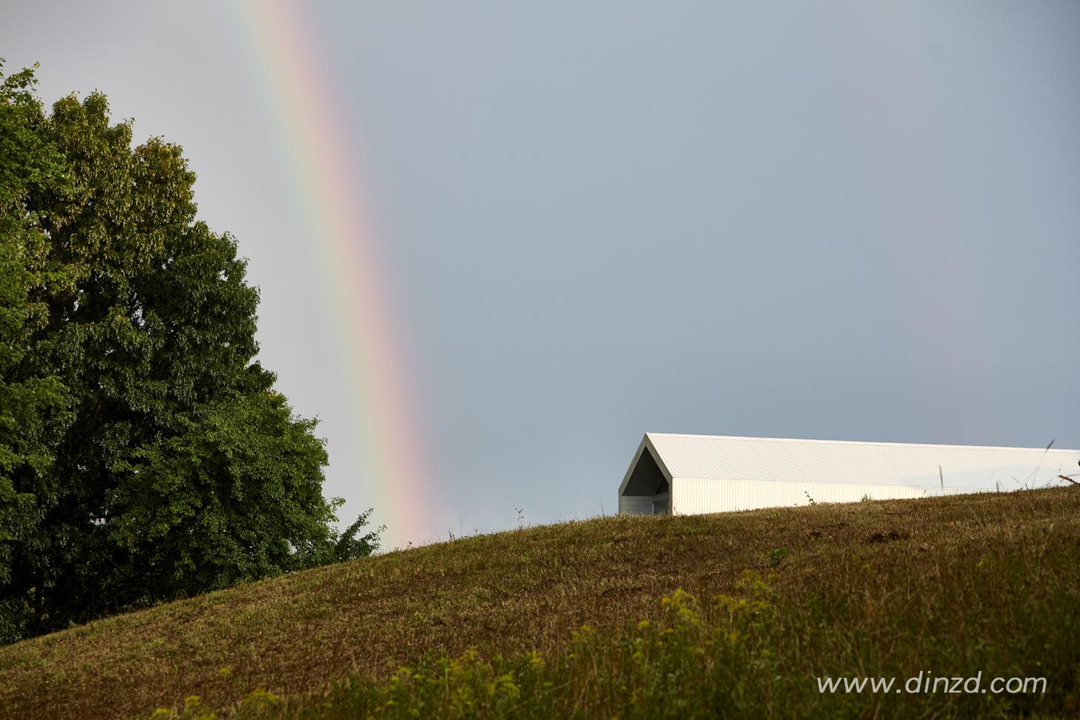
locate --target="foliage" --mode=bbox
[765,546,787,568]
[0,60,72,644]
[0,63,377,642]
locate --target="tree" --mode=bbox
[0,62,72,644]
[0,65,378,641]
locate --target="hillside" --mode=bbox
[2,488,1079,718]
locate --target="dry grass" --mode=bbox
[1,488,1078,718]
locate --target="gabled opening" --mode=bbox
[623,446,668,496]
[619,445,672,515]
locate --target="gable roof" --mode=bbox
[620,433,1078,494]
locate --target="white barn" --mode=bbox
[618,433,1079,516]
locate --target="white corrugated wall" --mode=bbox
[672,477,984,515]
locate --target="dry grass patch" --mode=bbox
[1,488,1078,718]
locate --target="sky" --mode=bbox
[2,1,1078,547]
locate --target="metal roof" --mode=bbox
[634,433,1079,492]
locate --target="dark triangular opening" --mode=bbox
[623,446,669,496]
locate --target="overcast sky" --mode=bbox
[3,1,1078,547]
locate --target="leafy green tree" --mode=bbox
[0,62,72,644]
[0,65,378,641]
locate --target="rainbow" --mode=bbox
[232,0,433,547]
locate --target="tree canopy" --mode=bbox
[0,63,377,643]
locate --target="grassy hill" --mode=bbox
[2,488,1079,719]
